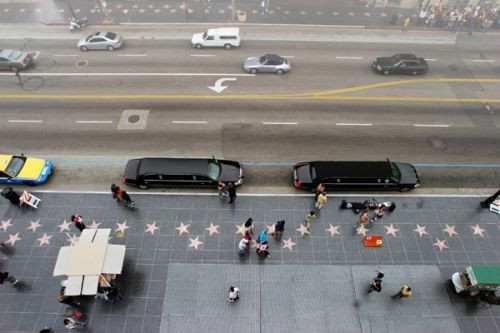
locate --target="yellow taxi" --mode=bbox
[0,154,53,185]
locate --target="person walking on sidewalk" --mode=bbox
[228,286,240,302]
[244,218,254,240]
[355,208,370,231]
[227,182,237,204]
[217,181,228,199]
[391,284,412,299]
[305,211,316,231]
[238,237,249,256]
[273,220,285,238]
[110,184,122,200]
[0,271,19,286]
[256,241,270,258]
[315,192,327,210]
[63,317,87,330]
[71,215,86,232]
[368,270,384,293]
[315,183,325,200]
[257,229,268,244]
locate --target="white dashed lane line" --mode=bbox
[8,120,43,123]
[424,58,437,62]
[54,54,79,57]
[335,56,363,60]
[75,120,113,124]
[471,59,495,63]
[190,54,216,57]
[262,122,298,125]
[171,121,208,124]
[413,124,450,128]
[335,123,372,126]
[116,54,147,57]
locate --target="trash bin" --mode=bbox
[236,10,247,22]
[1,187,20,205]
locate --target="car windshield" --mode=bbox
[203,32,208,39]
[259,56,266,64]
[5,156,26,177]
[310,165,317,181]
[389,162,401,182]
[207,161,221,181]
[9,50,23,60]
[105,32,117,40]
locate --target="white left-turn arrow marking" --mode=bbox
[208,77,237,93]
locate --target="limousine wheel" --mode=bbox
[224,44,232,50]
[383,70,390,75]
[138,184,149,190]
[195,44,202,49]
[399,187,411,192]
[411,70,419,76]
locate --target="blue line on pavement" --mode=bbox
[51,159,500,168]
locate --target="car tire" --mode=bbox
[399,186,411,192]
[383,70,390,75]
[107,45,115,51]
[138,184,149,190]
[195,44,202,49]
[10,66,19,72]
[80,46,88,52]
[411,70,419,76]
[224,44,232,50]
[275,69,285,75]
[250,68,258,74]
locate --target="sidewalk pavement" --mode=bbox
[0,192,498,332]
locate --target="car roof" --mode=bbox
[310,161,394,179]
[138,158,211,176]
[393,53,418,60]
[207,27,239,35]
[263,54,282,61]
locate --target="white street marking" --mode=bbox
[116,54,147,57]
[190,54,216,57]
[424,58,437,61]
[0,72,254,77]
[282,56,295,58]
[471,59,495,63]
[172,121,207,124]
[413,124,450,127]
[75,120,113,124]
[208,77,237,93]
[262,122,298,125]
[31,51,41,59]
[8,120,42,123]
[54,54,79,57]
[336,123,372,126]
[335,56,363,60]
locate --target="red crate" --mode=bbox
[363,235,383,247]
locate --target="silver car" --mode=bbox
[243,54,291,75]
[0,49,33,71]
[77,32,124,51]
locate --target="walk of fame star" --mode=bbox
[356,224,369,236]
[115,221,130,233]
[37,233,52,246]
[433,238,448,251]
[471,224,486,237]
[4,233,21,246]
[414,224,428,237]
[89,220,101,229]
[235,223,246,236]
[175,222,190,235]
[282,237,296,251]
[66,233,80,246]
[27,220,42,232]
[0,219,13,232]
[443,224,458,237]
[296,223,311,237]
[326,224,341,237]
[188,236,203,250]
[57,220,71,233]
[145,222,159,235]
[205,223,219,236]
[384,224,399,237]
[266,224,275,235]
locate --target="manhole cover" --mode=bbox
[127,115,140,123]
[427,136,447,151]
[76,60,88,68]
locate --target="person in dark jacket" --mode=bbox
[227,182,236,204]
[71,215,86,232]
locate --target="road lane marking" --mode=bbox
[172,120,207,124]
[471,59,495,63]
[424,58,437,61]
[0,72,255,77]
[75,120,113,124]
[116,54,147,57]
[32,51,41,59]
[335,56,363,60]
[336,123,372,126]
[54,54,79,57]
[414,123,450,128]
[282,56,295,58]
[190,54,216,57]
[262,122,298,125]
[8,119,42,123]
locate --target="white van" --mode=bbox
[191,28,240,50]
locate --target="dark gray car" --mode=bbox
[77,32,124,51]
[0,49,33,71]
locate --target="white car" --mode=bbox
[191,28,240,50]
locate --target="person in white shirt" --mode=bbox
[238,238,249,256]
[228,286,239,302]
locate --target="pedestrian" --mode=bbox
[63,317,87,330]
[1,187,20,205]
[403,17,411,26]
[368,270,384,293]
[238,237,249,256]
[315,192,327,210]
[59,286,81,308]
[257,229,268,244]
[244,218,254,240]
[256,241,270,258]
[227,182,236,204]
[0,271,19,286]
[120,190,135,208]
[217,181,228,199]
[228,286,240,302]
[71,215,86,232]
[305,211,316,230]
[355,208,369,231]
[39,328,54,333]
[106,284,124,303]
[110,183,121,200]
[273,220,285,238]
[480,189,500,208]
[391,284,412,299]
[315,183,325,200]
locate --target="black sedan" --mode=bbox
[372,53,428,76]
[293,160,420,192]
[123,157,244,189]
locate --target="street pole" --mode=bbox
[65,0,77,18]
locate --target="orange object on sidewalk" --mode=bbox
[364,235,383,247]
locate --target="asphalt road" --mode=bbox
[0,38,499,192]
